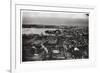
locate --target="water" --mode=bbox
[22,28,57,34]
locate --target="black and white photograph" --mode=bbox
[22,10,89,62]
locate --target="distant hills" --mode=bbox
[22,24,88,29]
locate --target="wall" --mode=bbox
[0,0,100,73]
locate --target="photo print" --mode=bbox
[21,10,89,62]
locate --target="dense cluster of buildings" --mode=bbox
[22,26,89,61]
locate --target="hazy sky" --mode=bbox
[22,10,88,26]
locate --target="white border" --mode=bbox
[11,2,96,73]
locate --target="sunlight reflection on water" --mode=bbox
[22,28,57,34]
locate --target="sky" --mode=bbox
[22,10,89,26]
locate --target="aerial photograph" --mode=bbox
[22,10,89,62]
